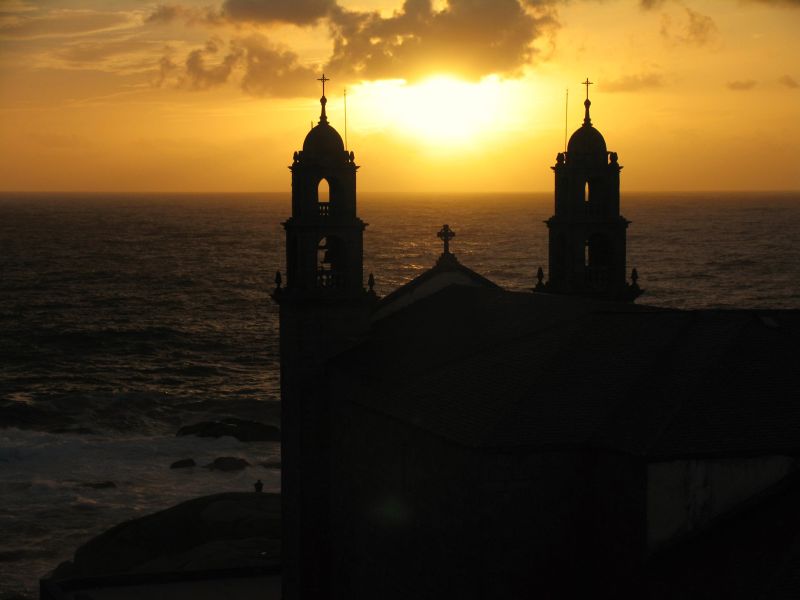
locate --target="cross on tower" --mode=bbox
[582,78,594,101]
[317,73,330,97]
[437,224,456,255]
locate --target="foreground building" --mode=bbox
[274,80,800,599]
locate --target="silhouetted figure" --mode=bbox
[535,266,546,290]
[368,273,375,294]
[275,270,282,291]
[254,479,263,493]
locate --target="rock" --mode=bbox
[50,492,280,579]
[170,458,196,469]
[205,456,250,471]
[79,481,116,490]
[177,418,280,442]
[50,427,97,435]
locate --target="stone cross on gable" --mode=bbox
[437,224,456,255]
[317,73,330,97]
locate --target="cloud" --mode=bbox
[182,37,242,90]
[55,39,156,64]
[237,35,318,97]
[325,0,559,82]
[160,35,318,97]
[221,0,336,25]
[778,74,798,88]
[727,80,757,91]
[0,9,133,39]
[660,5,716,46]
[603,70,664,92]
[147,0,560,81]
[146,0,336,26]
[145,4,224,26]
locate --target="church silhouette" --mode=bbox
[273,78,800,599]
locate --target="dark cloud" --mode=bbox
[146,0,335,26]
[602,71,664,92]
[325,0,559,82]
[182,37,242,90]
[727,80,757,91]
[778,75,798,88]
[161,35,317,97]
[221,0,336,25]
[236,35,318,97]
[638,0,667,8]
[660,6,716,46]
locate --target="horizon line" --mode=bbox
[1,189,799,196]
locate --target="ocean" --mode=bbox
[1,191,799,597]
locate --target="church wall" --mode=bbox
[328,373,648,598]
[646,455,797,550]
[476,449,646,599]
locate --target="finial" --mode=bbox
[437,224,456,255]
[582,78,594,126]
[317,73,330,125]
[368,272,375,293]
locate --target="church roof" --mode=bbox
[373,252,499,321]
[332,287,800,459]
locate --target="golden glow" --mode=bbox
[350,76,522,150]
[0,0,798,192]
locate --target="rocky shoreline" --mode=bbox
[50,492,280,581]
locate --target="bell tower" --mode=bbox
[274,75,374,600]
[284,73,365,295]
[537,79,641,301]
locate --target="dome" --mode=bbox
[567,125,607,156]
[300,94,346,162]
[566,98,607,159]
[302,122,345,159]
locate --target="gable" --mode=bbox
[373,253,498,321]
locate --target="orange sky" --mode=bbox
[0,0,798,193]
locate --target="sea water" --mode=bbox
[1,191,799,597]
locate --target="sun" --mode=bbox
[351,75,515,149]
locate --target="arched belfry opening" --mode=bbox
[317,235,346,289]
[541,79,641,301]
[318,178,330,204]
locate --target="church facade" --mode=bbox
[274,81,800,600]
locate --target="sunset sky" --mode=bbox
[0,0,798,193]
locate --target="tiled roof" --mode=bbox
[332,286,800,458]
